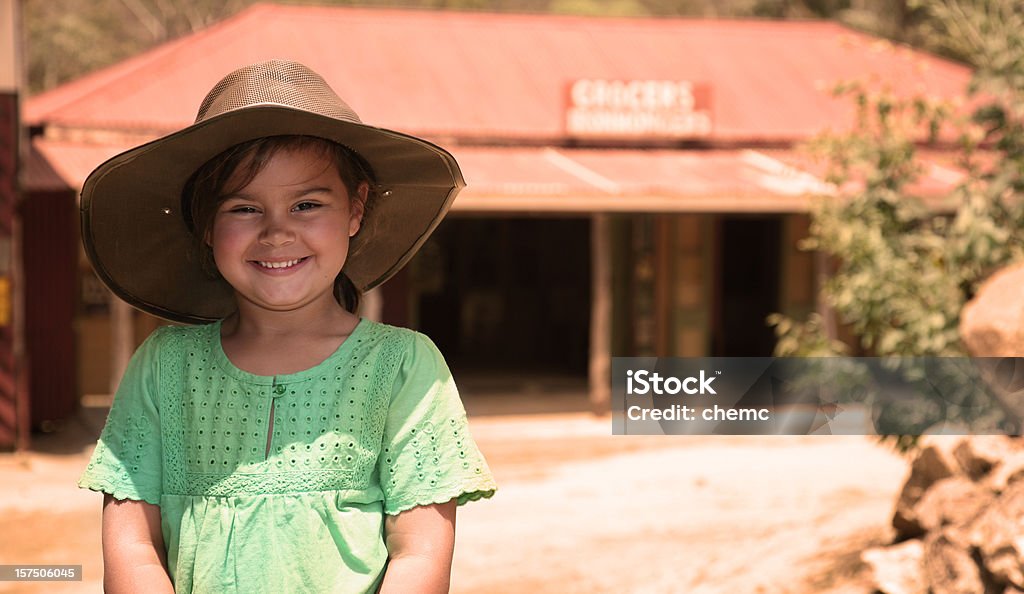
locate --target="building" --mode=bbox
[20,5,972,431]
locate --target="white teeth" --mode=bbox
[257,258,302,269]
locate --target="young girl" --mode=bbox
[78,60,496,594]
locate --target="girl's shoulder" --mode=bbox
[143,322,217,352]
[127,323,223,373]
[357,320,444,360]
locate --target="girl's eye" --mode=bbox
[293,202,321,212]
[227,205,258,214]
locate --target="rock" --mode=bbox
[954,436,1020,480]
[893,436,963,538]
[960,262,1024,358]
[985,536,1024,591]
[913,476,993,534]
[988,451,1024,493]
[960,263,1024,422]
[968,480,1024,589]
[924,530,986,594]
[862,539,926,594]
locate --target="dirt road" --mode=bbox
[0,409,907,593]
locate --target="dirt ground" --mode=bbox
[0,391,908,593]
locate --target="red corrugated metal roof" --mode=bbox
[25,4,972,143]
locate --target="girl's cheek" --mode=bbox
[209,230,243,264]
[210,218,245,245]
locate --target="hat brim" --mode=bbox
[81,104,465,324]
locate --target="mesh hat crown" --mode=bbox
[81,60,465,324]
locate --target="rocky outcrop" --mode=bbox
[960,262,1024,359]
[864,435,1024,594]
[867,263,1024,593]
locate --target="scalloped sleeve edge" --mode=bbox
[77,475,162,506]
[383,477,497,516]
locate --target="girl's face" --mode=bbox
[209,146,366,316]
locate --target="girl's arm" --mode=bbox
[379,499,457,594]
[101,494,175,593]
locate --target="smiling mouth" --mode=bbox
[253,257,309,270]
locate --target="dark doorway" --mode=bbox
[415,217,591,377]
[714,216,781,356]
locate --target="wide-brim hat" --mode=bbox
[81,59,465,324]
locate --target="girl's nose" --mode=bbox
[258,214,295,246]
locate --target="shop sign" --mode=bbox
[566,79,712,139]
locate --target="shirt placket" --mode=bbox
[264,376,287,460]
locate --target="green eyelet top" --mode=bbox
[79,319,496,594]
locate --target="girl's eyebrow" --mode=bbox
[219,193,252,204]
[293,186,334,197]
[222,185,335,202]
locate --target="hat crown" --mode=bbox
[194,60,363,125]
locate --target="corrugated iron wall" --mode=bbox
[20,189,76,429]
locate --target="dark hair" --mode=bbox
[181,135,377,313]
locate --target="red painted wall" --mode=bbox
[20,189,77,429]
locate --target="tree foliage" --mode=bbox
[911,0,1024,89]
[771,0,1024,438]
[774,0,1024,360]
[23,0,252,92]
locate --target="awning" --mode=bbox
[26,138,962,213]
[450,146,836,213]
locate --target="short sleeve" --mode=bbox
[78,327,169,505]
[378,332,496,515]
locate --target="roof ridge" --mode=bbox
[260,3,850,27]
